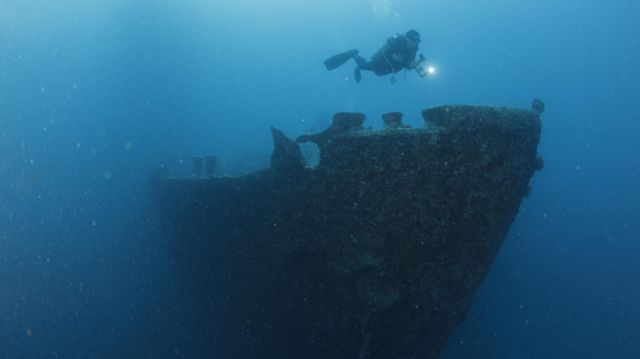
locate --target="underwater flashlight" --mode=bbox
[415,54,437,78]
[416,64,436,78]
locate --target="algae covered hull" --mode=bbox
[152,105,543,359]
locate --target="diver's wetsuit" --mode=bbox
[323,31,421,82]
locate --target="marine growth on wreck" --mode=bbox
[151,104,544,359]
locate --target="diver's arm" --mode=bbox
[408,54,425,69]
[402,56,420,71]
[412,54,427,77]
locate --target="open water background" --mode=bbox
[1,0,639,357]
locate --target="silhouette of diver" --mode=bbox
[324,30,426,83]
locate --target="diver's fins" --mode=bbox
[323,49,358,70]
[354,67,362,83]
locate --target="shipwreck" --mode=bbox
[151,104,544,358]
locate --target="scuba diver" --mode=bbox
[323,29,427,83]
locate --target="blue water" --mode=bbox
[1,0,638,358]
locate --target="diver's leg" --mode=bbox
[357,61,376,71]
[352,53,367,66]
[354,61,375,83]
[323,49,359,70]
[354,67,362,82]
